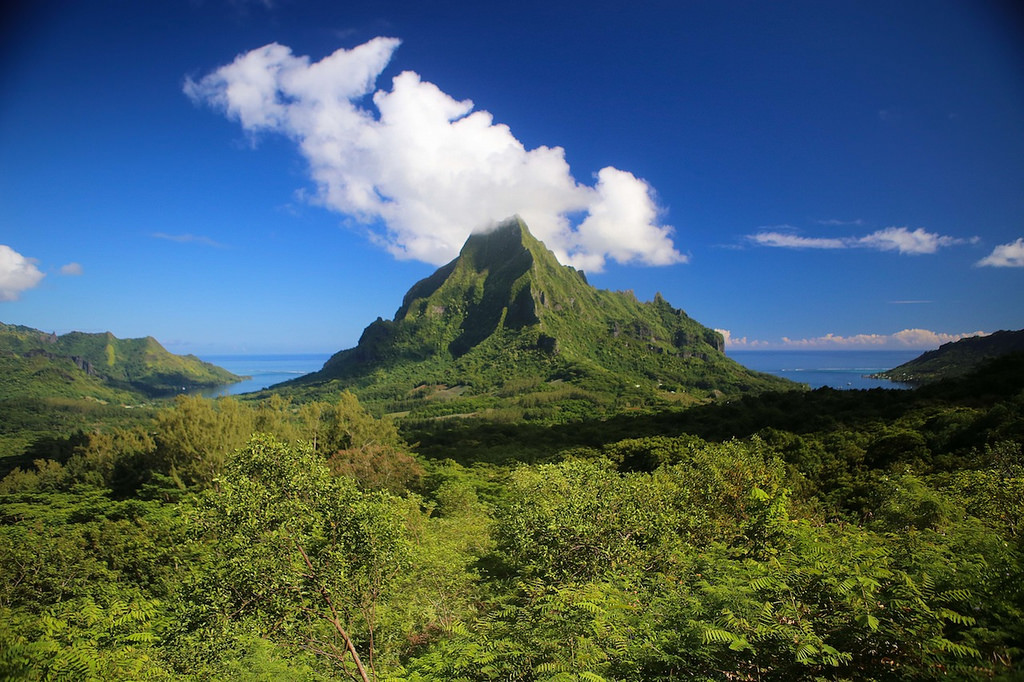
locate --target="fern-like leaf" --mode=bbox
[795,643,818,663]
[702,627,738,645]
[938,608,976,626]
[575,600,606,616]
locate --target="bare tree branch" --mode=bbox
[295,540,373,682]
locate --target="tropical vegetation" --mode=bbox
[1,350,1022,679]
[1,224,1021,679]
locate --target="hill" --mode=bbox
[0,323,243,460]
[0,322,242,398]
[283,217,795,418]
[872,329,1024,384]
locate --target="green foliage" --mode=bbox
[936,442,1024,536]
[407,458,1015,680]
[491,440,787,584]
[0,488,189,608]
[0,356,155,466]
[177,434,410,680]
[153,395,255,486]
[0,479,189,680]
[0,597,172,681]
[1,337,1022,679]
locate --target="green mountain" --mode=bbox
[286,217,794,417]
[873,329,1024,385]
[0,322,242,398]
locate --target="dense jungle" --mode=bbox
[1,346,1022,680]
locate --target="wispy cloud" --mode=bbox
[750,232,846,249]
[748,226,969,255]
[855,227,965,254]
[976,238,1024,267]
[816,218,864,227]
[152,232,225,248]
[226,0,276,13]
[185,39,685,272]
[722,328,987,350]
[0,244,45,301]
[59,262,84,276]
[878,108,904,122]
[888,300,932,305]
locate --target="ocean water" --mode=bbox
[197,350,924,397]
[727,350,921,390]
[198,353,332,397]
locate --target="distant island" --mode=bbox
[872,329,1024,385]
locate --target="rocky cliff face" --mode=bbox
[23,348,98,377]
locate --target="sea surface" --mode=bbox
[198,353,332,397]
[198,350,924,397]
[727,350,920,390]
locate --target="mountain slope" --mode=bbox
[0,322,242,398]
[288,217,794,416]
[873,329,1024,385]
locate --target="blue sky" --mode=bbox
[1,0,1022,354]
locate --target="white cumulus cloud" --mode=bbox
[0,245,45,301]
[60,262,84,276]
[716,329,772,349]
[185,39,685,271]
[977,238,1024,267]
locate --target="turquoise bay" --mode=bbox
[199,354,332,397]
[728,350,919,390]
[199,350,920,397]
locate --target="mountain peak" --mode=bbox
[458,216,549,271]
[396,216,574,322]
[296,218,793,412]
[465,215,529,248]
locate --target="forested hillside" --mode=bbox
[0,323,242,465]
[2,353,1022,680]
[279,218,793,418]
[873,329,1024,385]
[0,322,241,397]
